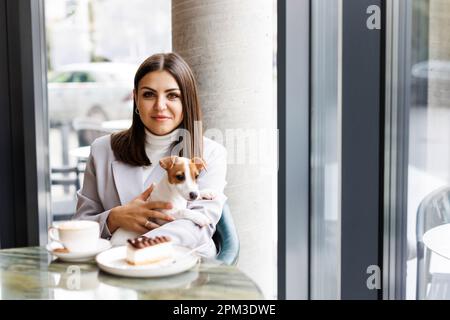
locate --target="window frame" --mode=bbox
[0,0,50,248]
[383,0,412,300]
[278,0,311,300]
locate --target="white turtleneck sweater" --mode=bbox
[142,128,181,186]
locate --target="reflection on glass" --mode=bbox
[310,0,340,299]
[407,0,450,300]
[44,0,171,224]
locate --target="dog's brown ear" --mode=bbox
[160,156,178,170]
[191,157,207,172]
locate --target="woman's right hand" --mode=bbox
[107,184,174,234]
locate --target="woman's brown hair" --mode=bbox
[111,52,203,166]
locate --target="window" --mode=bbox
[45,0,171,224]
[407,0,450,300]
[385,0,450,300]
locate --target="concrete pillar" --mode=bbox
[428,0,450,109]
[427,0,450,181]
[172,0,277,297]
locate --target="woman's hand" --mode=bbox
[107,184,174,234]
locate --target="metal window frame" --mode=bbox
[278,0,310,300]
[309,0,342,300]
[340,0,384,299]
[383,0,412,300]
[280,0,388,300]
[0,0,13,248]
[0,0,50,248]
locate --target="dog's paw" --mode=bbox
[175,209,211,227]
[189,213,211,227]
[200,189,216,200]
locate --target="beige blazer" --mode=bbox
[73,134,228,257]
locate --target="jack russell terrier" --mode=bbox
[110,156,215,246]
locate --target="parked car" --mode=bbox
[411,60,450,107]
[412,60,450,80]
[47,62,137,126]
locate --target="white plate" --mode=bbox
[46,239,112,262]
[96,245,199,278]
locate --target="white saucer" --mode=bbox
[46,239,112,262]
[96,245,199,278]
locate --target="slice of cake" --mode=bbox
[126,236,174,265]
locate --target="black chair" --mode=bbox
[72,118,112,175]
[50,165,80,221]
[72,118,111,147]
[51,165,80,190]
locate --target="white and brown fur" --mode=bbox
[110,156,215,246]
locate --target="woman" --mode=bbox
[74,53,227,257]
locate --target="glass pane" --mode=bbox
[310,0,341,299]
[406,0,450,299]
[44,0,171,223]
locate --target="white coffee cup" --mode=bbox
[48,220,100,253]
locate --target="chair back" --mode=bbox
[213,203,240,266]
[50,166,80,221]
[416,186,450,299]
[72,118,110,147]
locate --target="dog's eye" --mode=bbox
[195,174,199,179]
[176,174,185,181]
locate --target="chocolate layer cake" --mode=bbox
[126,236,174,265]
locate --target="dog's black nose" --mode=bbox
[189,192,198,200]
